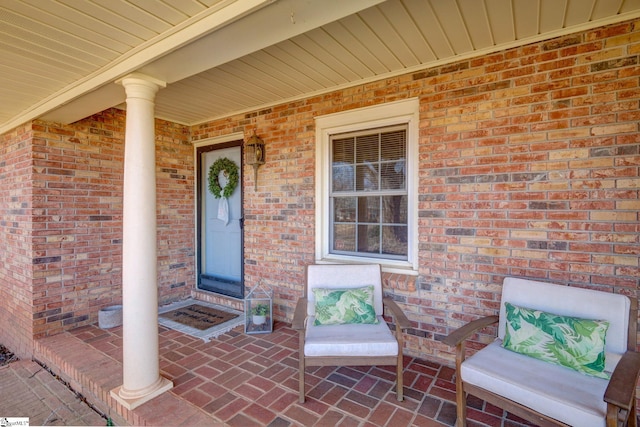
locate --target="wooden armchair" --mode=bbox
[443,277,640,427]
[292,264,411,403]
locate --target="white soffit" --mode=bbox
[1,0,640,133]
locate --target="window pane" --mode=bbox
[357,224,380,254]
[357,196,379,222]
[356,164,378,191]
[382,226,407,256]
[380,161,405,190]
[356,134,378,163]
[333,164,354,191]
[334,197,356,222]
[382,195,407,223]
[333,224,355,251]
[381,130,405,160]
[333,137,354,163]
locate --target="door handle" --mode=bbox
[239,217,244,229]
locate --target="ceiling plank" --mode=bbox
[358,5,420,68]
[430,0,474,54]
[303,28,374,79]
[290,33,362,82]
[261,43,334,89]
[159,0,207,16]
[621,0,640,12]
[513,0,540,39]
[3,1,129,54]
[248,50,321,93]
[592,0,625,19]
[458,0,495,49]
[565,0,597,26]
[340,13,402,72]
[539,0,567,33]
[485,0,516,44]
[321,20,389,75]
[0,20,112,69]
[56,0,160,39]
[218,60,299,99]
[126,0,191,25]
[0,41,87,77]
[403,0,454,59]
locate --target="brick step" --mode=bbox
[34,332,216,426]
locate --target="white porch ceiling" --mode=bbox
[1,0,640,134]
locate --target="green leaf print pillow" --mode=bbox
[502,302,610,379]
[312,286,379,326]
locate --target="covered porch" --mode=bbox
[33,318,529,427]
[1,0,640,423]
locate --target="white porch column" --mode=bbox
[110,73,173,410]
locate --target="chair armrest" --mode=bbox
[604,351,640,410]
[442,315,499,348]
[292,297,307,331]
[383,297,411,330]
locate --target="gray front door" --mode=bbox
[197,142,243,298]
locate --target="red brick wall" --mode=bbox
[0,123,35,357]
[155,118,196,300]
[30,115,125,339]
[417,21,640,361]
[194,18,640,362]
[0,109,195,356]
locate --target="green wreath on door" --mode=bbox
[208,157,239,199]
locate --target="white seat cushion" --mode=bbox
[304,316,398,357]
[462,340,609,427]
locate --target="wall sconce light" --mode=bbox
[245,129,265,191]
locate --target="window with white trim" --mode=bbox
[315,99,419,271]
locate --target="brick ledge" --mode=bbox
[34,333,219,426]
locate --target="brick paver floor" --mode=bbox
[32,321,536,426]
[0,359,106,426]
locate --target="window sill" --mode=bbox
[317,254,416,269]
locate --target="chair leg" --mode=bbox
[299,334,305,403]
[299,359,305,403]
[452,342,468,427]
[456,390,467,427]
[607,401,637,427]
[396,352,404,401]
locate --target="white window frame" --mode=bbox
[315,98,419,273]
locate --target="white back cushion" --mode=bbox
[498,277,630,355]
[306,264,383,316]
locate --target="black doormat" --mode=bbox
[159,304,239,330]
